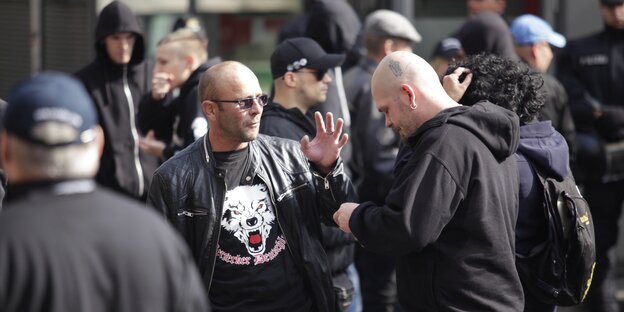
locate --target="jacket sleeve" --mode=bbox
[147,171,170,218]
[310,156,358,226]
[349,153,464,255]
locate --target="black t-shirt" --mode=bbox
[210,147,313,311]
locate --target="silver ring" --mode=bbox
[326,131,334,135]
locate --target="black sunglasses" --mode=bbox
[211,94,269,110]
[299,68,328,81]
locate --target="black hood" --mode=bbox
[412,101,519,160]
[94,1,145,66]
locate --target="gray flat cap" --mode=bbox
[364,10,422,43]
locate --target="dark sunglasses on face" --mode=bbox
[211,94,269,110]
[301,68,328,81]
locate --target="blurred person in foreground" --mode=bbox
[333,51,524,311]
[148,61,356,311]
[0,72,208,312]
[343,9,421,312]
[75,0,157,201]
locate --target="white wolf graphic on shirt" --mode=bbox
[221,184,275,255]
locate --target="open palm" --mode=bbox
[300,112,349,174]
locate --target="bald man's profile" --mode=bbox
[334,52,525,311]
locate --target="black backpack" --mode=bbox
[516,161,596,306]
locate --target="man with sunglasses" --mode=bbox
[148,61,356,311]
[261,37,357,311]
[139,29,220,161]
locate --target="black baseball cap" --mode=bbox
[5,72,98,146]
[271,37,345,79]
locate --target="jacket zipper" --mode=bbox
[276,183,309,202]
[122,65,145,196]
[313,171,337,202]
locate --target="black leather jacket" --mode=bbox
[148,134,356,311]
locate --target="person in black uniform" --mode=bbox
[0,72,208,312]
[557,1,624,311]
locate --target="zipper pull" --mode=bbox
[324,178,330,190]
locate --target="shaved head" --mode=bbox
[199,61,259,101]
[372,51,449,107]
[371,51,458,140]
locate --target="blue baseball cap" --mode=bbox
[510,14,566,48]
[5,72,98,146]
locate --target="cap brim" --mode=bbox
[308,54,345,70]
[548,32,566,48]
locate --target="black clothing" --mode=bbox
[538,74,576,163]
[557,26,624,133]
[350,102,523,311]
[0,180,208,312]
[140,59,220,160]
[259,102,316,140]
[75,1,157,200]
[556,25,624,312]
[209,174,311,311]
[515,121,569,312]
[259,102,356,277]
[148,134,356,312]
[456,11,518,59]
[304,0,361,71]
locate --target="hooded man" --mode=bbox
[75,1,157,201]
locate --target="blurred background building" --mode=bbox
[0,0,603,98]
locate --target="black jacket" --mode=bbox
[538,74,576,159]
[557,25,624,139]
[350,102,524,311]
[139,58,220,160]
[75,1,157,199]
[148,134,356,311]
[0,180,208,312]
[260,102,355,274]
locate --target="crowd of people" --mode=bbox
[1,0,624,311]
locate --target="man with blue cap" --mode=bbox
[510,14,576,167]
[0,72,208,312]
[557,0,624,310]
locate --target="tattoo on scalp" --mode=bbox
[389,60,403,77]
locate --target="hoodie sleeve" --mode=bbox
[350,152,464,255]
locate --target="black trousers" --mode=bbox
[354,246,402,312]
[584,180,624,312]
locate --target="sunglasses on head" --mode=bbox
[211,94,269,110]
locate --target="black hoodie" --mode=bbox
[350,101,524,311]
[75,1,157,200]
